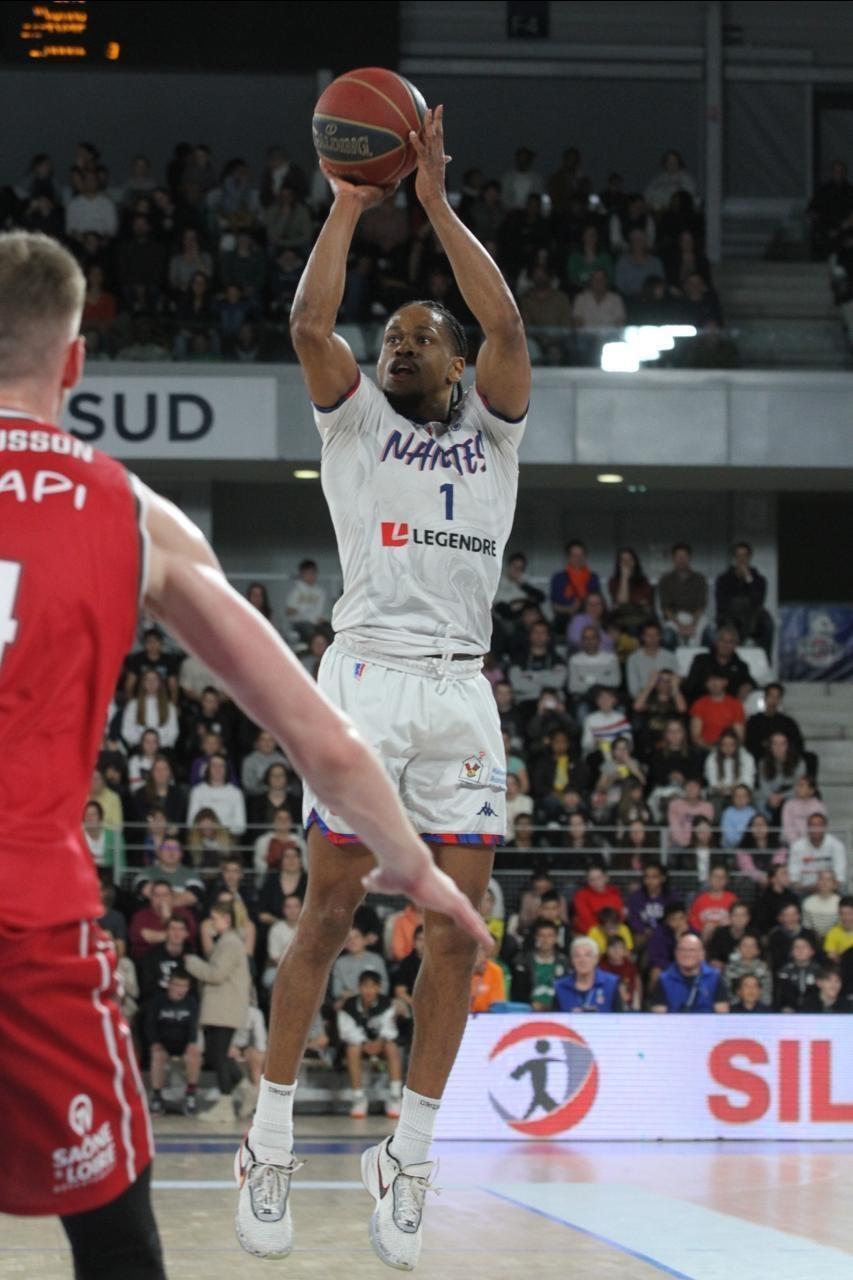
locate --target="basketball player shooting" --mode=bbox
[239,106,531,1270]
[0,228,489,1280]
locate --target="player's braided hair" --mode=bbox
[409,298,468,408]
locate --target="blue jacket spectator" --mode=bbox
[554,938,623,1012]
[649,935,731,1012]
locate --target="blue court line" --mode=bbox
[157,1140,375,1155]
[483,1187,693,1280]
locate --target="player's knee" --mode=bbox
[299,898,357,951]
[424,916,479,970]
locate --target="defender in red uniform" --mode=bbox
[0,231,489,1278]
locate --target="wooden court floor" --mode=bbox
[3,1115,852,1278]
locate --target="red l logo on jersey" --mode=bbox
[381,522,410,547]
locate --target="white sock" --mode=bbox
[389,1087,440,1168]
[248,1076,297,1162]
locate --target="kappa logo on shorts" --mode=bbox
[68,1094,94,1138]
[477,801,497,817]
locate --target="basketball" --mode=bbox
[312,66,427,187]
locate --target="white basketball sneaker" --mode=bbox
[361,1136,437,1271]
[234,1136,304,1259]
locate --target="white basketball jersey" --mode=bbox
[314,373,526,655]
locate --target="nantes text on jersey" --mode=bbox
[314,375,527,656]
[0,415,142,932]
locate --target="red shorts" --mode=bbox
[0,920,154,1216]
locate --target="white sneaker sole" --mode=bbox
[361,1147,416,1272]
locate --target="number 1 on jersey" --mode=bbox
[0,560,22,670]
[440,483,454,521]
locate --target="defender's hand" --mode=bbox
[319,159,398,210]
[411,105,452,207]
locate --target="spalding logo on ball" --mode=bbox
[487,1021,599,1137]
[312,66,427,186]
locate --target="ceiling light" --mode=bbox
[293,469,320,480]
[597,473,624,485]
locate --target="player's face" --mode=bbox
[377,305,464,408]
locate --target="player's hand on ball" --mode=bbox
[363,856,492,949]
[318,159,398,209]
[410,104,452,206]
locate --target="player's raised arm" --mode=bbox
[290,167,396,408]
[411,106,531,422]
[138,483,490,946]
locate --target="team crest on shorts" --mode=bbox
[353,661,367,681]
[459,752,486,784]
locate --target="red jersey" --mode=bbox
[0,414,142,933]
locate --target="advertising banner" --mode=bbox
[436,1014,853,1141]
[779,605,853,681]
[61,375,278,460]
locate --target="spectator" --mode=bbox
[168,227,213,293]
[707,899,753,966]
[633,670,688,758]
[554,937,623,1012]
[506,771,535,826]
[284,559,328,644]
[808,158,853,258]
[505,890,544,951]
[388,901,424,964]
[715,542,774,660]
[724,934,773,1006]
[547,146,585,214]
[775,936,821,1011]
[657,543,708,650]
[339,971,403,1119]
[65,169,118,240]
[768,903,822,974]
[220,229,267,301]
[690,672,745,749]
[138,915,192,1003]
[720,784,758,850]
[175,271,216,331]
[684,814,723,883]
[569,634,621,705]
[667,778,715,851]
[82,800,123,874]
[262,895,303,990]
[808,967,852,1013]
[184,901,252,1125]
[129,881,198,961]
[241,730,289,797]
[124,627,179,701]
[571,266,626,331]
[599,934,641,1009]
[647,718,705,789]
[468,179,506,244]
[683,626,751,703]
[81,264,116,335]
[97,880,127,957]
[248,761,295,827]
[646,901,690,980]
[510,620,568,708]
[581,686,632,759]
[665,228,711,291]
[550,540,602,622]
[627,863,675,951]
[188,727,233,787]
[745,682,805,762]
[469,942,507,1012]
[127,728,162,791]
[254,811,306,878]
[688,866,737,939]
[494,680,525,753]
[134,837,205,909]
[755,731,807,818]
[753,865,800,938]
[122,669,179,750]
[824,896,853,960]
[607,547,654,634]
[331,927,389,1008]
[493,551,546,628]
[257,846,308,924]
[803,872,842,940]
[731,972,772,1013]
[679,271,724,329]
[145,971,202,1117]
[704,728,756,803]
[588,906,634,956]
[566,592,614,654]
[614,228,665,298]
[594,735,646,805]
[736,812,787,886]
[781,775,826,847]
[268,246,304,317]
[264,185,313,254]
[201,884,256,962]
[644,149,698,213]
[133,755,186,826]
[572,865,625,934]
[519,264,573,328]
[208,157,261,234]
[116,214,167,305]
[178,651,226,706]
[649,934,730,1012]
[185,808,232,868]
[567,224,613,290]
[390,924,424,1028]
[501,146,544,211]
[788,814,847,891]
[187,754,247,836]
[214,283,256,345]
[626,621,671,699]
[510,919,569,1009]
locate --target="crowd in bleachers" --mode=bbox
[0,140,737,367]
[85,533,853,1115]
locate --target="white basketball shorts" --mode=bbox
[302,638,506,847]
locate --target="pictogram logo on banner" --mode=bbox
[487,1020,599,1136]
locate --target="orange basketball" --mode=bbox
[312,66,427,186]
